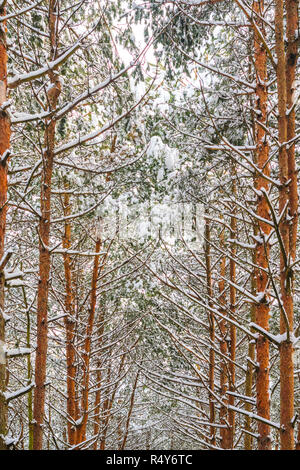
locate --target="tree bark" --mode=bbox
[286,0,299,261]
[93,306,105,450]
[0,2,10,451]
[62,184,77,446]
[275,0,295,450]
[100,353,126,450]
[228,170,237,449]
[76,237,102,445]
[253,0,272,450]
[33,0,62,449]
[285,0,299,450]
[218,225,230,449]
[204,212,216,446]
[120,372,139,450]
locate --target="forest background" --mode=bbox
[0,0,299,451]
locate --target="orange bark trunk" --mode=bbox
[76,238,102,445]
[62,187,77,446]
[218,226,230,449]
[275,0,295,450]
[93,304,105,450]
[204,213,216,446]
[0,4,10,450]
[33,0,62,449]
[286,0,299,261]
[228,172,237,449]
[285,0,299,450]
[253,0,272,450]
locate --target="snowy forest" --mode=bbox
[0,0,299,452]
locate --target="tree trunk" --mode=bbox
[285,0,299,450]
[76,237,102,445]
[100,353,126,450]
[286,0,299,260]
[228,170,236,449]
[275,0,295,450]
[120,372,139,450]
[21,283,33,449]
[33,0,62,449]
[93,310,105,450]
[218,225,230,449]
[0,2,10,451]
[253,0,272,450]
[62,184,77,446]
[204,212,216,446]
